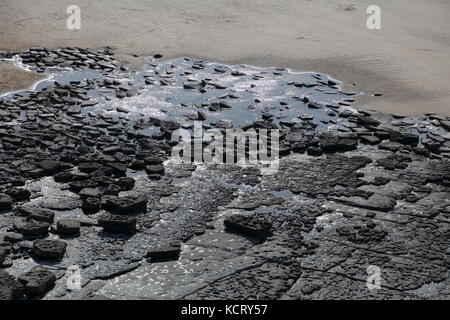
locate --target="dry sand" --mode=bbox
[1,0,449,115]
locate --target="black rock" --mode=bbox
[396,132,419,146]
[33,239,67,259]
[0,248,7,265]
[128,159,146,170]
[377,154,411,170]
[108,162,127,176]
[378,141,404,152]
[4,232,24,243]
[339,110,353,118]
[438,120,450,132]
[0,193,12,210]
[115,177,135,191]
[5,188,31,201]
[69,180,98,192]
[373,176,391,186]
[422,138,441,153]
[105,184,121,195]
[360,135,380,145]
[53,171,73,183]
[104,196,147,214]
[307,102,322,109]
[78,162,102,173]
[79,187,102,198]
[18,266,56,296]
[145,164,165,175]
[82,197,101,214]
[331,194,396,212]
[224,214,272,240]
[146,246,181,261]
[57,219,80,235]
[13,219,50,237]
[319,133,340,152]
[18,205,55,223]
[336,138,357,151]
[98,215,137,233]
[356,115,380,127]
[36,159,70,174]
[0,270,24,299]
[307,147,323,156]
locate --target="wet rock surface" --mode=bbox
[18,266,56,296]
[0,47,449,300]
[32,239,67,260]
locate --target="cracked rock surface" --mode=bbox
[0,47,449,300]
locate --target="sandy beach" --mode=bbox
[1,0,449,115]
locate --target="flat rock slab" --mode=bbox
[146,246,181,261]
[4,232,24,243]
[330,193,396,212]
[36,159,70,173]
[33,239,67,259]
[79,187,102,198]
[104,196,147,214]
[98,215,137,234]
[18,266,56,296]
[224,214,272,240]
[18,205,55,223]
[57,219,80,235]
[13,219,50,237]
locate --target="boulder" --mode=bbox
[36,159,70,174]
[104,196,147,214]
[336,138,357,151]
[82,197,101,214]
[79,187,102,198]
[98,215,137,233]
[13,219,50,237]
[53,171,73,183]
[224,214,272,240]
[33,239,67,259]
[307,147,323,156]
[115,177,135,191]
[18,205,55,223]
[18,266,56,296]
[0,270,24,299]
[57,219,80,235]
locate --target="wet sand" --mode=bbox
[1,0,449,115]
[0,61,45,95]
